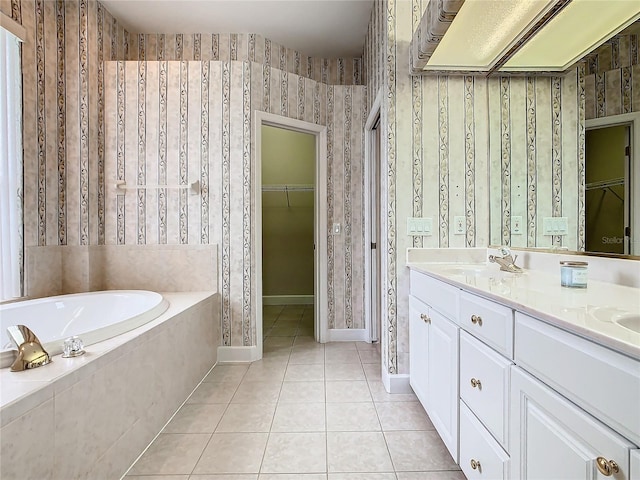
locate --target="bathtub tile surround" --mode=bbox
[0,292,219,479]
[25,244,218,298]
[124,314,464,478]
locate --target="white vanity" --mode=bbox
[408,248,640,480]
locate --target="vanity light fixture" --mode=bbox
[419,0,640,74]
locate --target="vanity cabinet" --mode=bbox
[409,272,460,462]
[511,366,637,480]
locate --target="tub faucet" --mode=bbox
[488,247,523,273]
[6,325,51,372]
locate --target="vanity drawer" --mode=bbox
[459,291,514,358]
[410,269,459,320]
[459,401,509,480]
[632,450,640,480]
[460,330,512,449]
[515,312,640,446]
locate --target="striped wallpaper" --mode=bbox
[104,61,368,344]
[11,0,368,346]
[364,0,585,376]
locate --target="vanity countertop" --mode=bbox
[408,262,640,360]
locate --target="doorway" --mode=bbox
[255,112,328,358]
[585,112,640,256]
[365,91,383,344]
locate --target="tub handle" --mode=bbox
[6,325,52,372]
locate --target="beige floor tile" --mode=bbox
[128,433,210,475]
[259,475,326,480]
[384,431,458,472]
[127,476,189,480]
[262,346,292,361]
[232,381,282,404]
[284,363,324,382]
[324,350,361,364]
[328,474,396,480]
[269,326,299,337]
[362,364,382,382]
[325,342,357,352]
[375,402,434,431]
[163,404,227,433]
[324,363,365,381]
[192,433,269,474]
[204,365,249,384]
[216,403,276,433]
[289,348,326,364]
[243,361,287,383]
[261,432,327,474]
[357,350,381,364]
[326,403,380,431]
[187,382,239,404]
[355,342,379,351]
[395,472,465,480]
[190,476,258,480]
[278,381,326,403]
[264,336,295,348]
[327,431,393,473]
[293,335,318,346]
[368,381,417,403]
[325,381,372,403]
[271,402,326,432]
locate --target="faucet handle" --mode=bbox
[499,246,512,257]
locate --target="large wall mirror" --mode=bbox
[487,20,640,257]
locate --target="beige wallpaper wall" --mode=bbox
[363,0,585,376]
[10,0,368,344]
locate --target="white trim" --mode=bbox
[0,12,26,42]
[364,89,384,344]
[262,295,314,305]
[586,112,640,255]
[254,111,328,359]
[216,346,261,363]
[326,328,369,342]
[381,368,413,394]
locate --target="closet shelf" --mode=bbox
[262,184,314,207]
[585,177,624,190]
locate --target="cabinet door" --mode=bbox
[511,367,635,480]
[409,295,430,408]
[428,308,459,463]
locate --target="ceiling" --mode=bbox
[99,0,374,58]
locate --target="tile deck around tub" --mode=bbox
[125,305,464,480]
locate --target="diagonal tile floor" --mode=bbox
[125,305,464,480]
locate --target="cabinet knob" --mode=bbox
[420,313,431,324]
[470,459,481,471]
[470,378,482,389]
[596,457,619,476]
[471,314,483,326]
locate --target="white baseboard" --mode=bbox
[216,345,260,363]
[326,328,368,342]
[262,295,314,305]
[381,368,412,394]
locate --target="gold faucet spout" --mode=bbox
[6,325,52,372]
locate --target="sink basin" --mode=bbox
[616,315,640,333]
[440,266,520,278]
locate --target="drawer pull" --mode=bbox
[470,377,482,389]
[470,459,481,471]
[471,314,483,326]
[596,457,619,476]
[420,313,431,324]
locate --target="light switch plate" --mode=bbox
[543,217,568,236]
[453,216,465,235]
[512,216,523,235]
[407,217,433,236]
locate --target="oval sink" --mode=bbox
[440,266,520,278]
[616,315,640,334]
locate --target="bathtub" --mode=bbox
[0,290,169,369]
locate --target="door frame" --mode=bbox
[586,112,640,255]
[255,111,328,356]
[364,90,383,343]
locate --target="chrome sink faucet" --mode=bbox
[488,247,523,273]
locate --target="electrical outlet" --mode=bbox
[512,216,523,235]
[332,223,341,235]
[454,216,465,235]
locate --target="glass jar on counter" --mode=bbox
[560,261,588,288]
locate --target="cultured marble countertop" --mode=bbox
[408,262,640,360]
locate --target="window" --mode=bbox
[0,24,23,301]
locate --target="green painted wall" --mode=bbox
[262,126,315,297]
[585,125,626,254]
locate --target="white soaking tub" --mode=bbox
[0,290,169,369]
